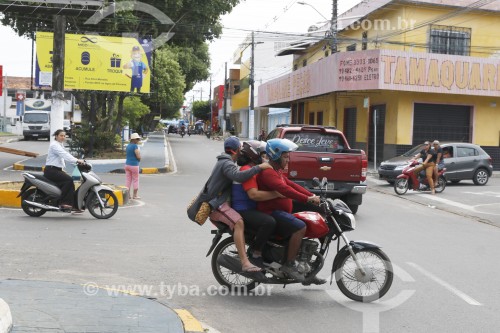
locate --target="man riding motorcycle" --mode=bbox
[256,139,320,281]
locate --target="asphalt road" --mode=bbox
[1,134,499,333]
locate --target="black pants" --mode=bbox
[239,210,276,252]
[44,166,75,206]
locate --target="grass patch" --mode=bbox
[90,149,126,159]
[0,132,16,137]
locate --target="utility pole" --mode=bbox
[249,31,256,139]
[250,31,255,113]
[2,75,7,133]
[223,62,227,133]
[208,76,212,132]
[330,0,338,53]
[51,15,66,142]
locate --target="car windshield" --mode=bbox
[283,131,347,153]
[402,144,427,157]
[23,113,49,124]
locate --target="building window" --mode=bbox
[346,44,356,52]
[302,59,307,67]
[429,25,471,56]
[362,32,368,50]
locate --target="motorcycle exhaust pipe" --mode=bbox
[23,200,59,211]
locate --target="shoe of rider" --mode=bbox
[302,276,327,286]
[281,261,305,282]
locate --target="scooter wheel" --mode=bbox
[86,189,118,219]
[21,188,47,217]
[394,178,409,195]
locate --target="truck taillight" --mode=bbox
[361,151,368,181]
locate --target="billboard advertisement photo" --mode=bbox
[36,32,152,93]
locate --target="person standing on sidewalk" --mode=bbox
[44,129,84,210]
[125,133,142,199]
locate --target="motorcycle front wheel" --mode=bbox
[21,188,47,217]
[211,237,257,292]
[334,248,393,303]
[85,189,118,219]
[394,178,409,195]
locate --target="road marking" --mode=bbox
[407,262,482,306]
[416,194,475,211]
[417,194,500,216]
[463,191,500,198]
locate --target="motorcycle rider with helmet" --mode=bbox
[256,138,320,281]
[232,141,281,268]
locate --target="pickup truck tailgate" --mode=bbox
[287,151,364,182]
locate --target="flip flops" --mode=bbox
[241,263,262,273]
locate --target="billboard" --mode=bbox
[35,32,152,93]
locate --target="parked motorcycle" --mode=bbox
[394,160,446,195]
[18,162,119,219]
[208,177,393,303]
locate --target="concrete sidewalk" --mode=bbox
[11,133,171,174]
[0,280,187,333]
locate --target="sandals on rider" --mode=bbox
[241,262,262,273]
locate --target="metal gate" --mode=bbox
[413,103,471,145]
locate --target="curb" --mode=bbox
[0,299,12,333]
[174,309,204,333]
[0,181,129,208]
[110,166,170,174]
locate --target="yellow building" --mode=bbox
[258,0,500,169]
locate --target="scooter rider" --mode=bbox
[44,129,84,210]
[257,139,320,281]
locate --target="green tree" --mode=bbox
[123,96,150,131]
[0,0,240,148]
[192,100,211,121]
[145,48,186,119]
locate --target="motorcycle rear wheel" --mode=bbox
[85,189,118,219]
[21,188,47,217]
[211,237,257,292]
[394,178,409,195]
[335,248,393,303]
[435,176,446,193]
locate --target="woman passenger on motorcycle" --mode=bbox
[256,139,320,281]
[412,141,437,194]
[232,141,281,268]
[44,129,84,210]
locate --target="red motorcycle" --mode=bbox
[207,177,393,303]
[394,160,446,195]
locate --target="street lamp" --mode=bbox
[297,1,328,21]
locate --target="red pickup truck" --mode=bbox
[266,124,368,214]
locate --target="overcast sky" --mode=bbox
[0,0,362,98]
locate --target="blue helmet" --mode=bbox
[265,139,298,161]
